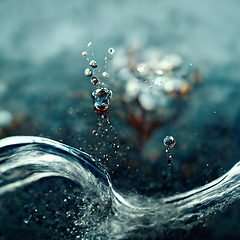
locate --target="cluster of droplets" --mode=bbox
[83,43,176,167]
[90,116,119,165]
[19,179,112,239]
[82,43,120,165]
[163,135,176,165]
[82,42,115,113]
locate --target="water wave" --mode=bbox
[0,136,240,239]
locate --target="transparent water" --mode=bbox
[1,136,240,239]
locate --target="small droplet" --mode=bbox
[108,48,115,54]
[102,71,110,78]
[163,136,176,148]
[167,157,172,165]
[87,42,92,47]
[89,60,97,68]
[91,77,98,85]
[82,51,87,57]
[84,68,92,77]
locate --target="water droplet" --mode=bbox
[163,136,176,148]
[108,48,115,54]
[82,51,87,57]
[167,157,172,165]
[84,68,92,77]
[163,136,176,165]
[89,60,97,68]
[102,71,110,78]
[91,77,98,85]
[92,87,112,112]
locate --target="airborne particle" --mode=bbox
[92,87,113,112]
[163,136,176,148]
[89,60,97,68]
[102,71,110,78]
[91,77,98,85]
[167,155,173,165]
[108,48,115,54]
[82,51,87,57]
[163,136,176,165]
[84,68,92,77]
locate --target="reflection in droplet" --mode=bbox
[92,87,113,112]
[91,77,98,85]
[163,136,176,148]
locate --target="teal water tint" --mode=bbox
[1,136,240,239]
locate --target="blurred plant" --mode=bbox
[110,46,201,146]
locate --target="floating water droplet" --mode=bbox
[108,48,115,54]
[91,77,98,85]
[167,155,172,165]
[163,136,176,165]
[84,68,92,77]
[163,136,176,148]
[89,60,97,68]
[92,87,112,112]
[82,51,87,57]
[102,71,110,78]
[92,87,112,100]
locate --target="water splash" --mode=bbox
[1,136,240,238]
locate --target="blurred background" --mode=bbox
[0,0,240,239]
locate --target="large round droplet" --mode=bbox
[163,136,176,148]
[92,87,112,100]
[92,87,113,112]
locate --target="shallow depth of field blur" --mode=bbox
[0,1,240,239]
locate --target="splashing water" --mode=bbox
[1,136,240,239]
